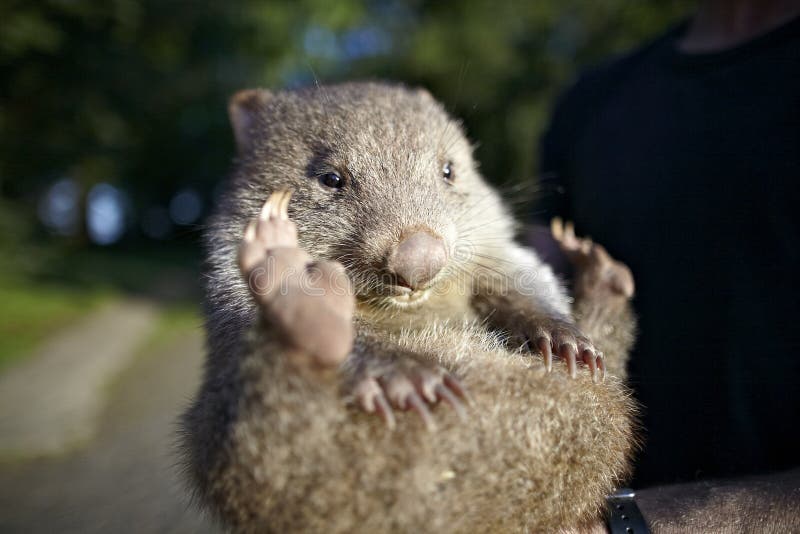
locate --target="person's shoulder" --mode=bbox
[566,22,686,107]
[544,22,686,149]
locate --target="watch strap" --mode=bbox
[606,487,651,534]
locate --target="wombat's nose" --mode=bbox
[387,231,447,290]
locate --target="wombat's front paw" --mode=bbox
[529,318,604,382]
[239,190,355,369]
[348,360,469,431]
[551,217,634,302]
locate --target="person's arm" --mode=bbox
[634,468,800,533]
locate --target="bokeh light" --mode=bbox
[86,183,127,245]
[38,178,80,236]
[169,188,203,226]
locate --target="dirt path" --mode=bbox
[0,301,159,457]
[0,306,218,533]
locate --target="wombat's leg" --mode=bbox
[344,354,468,431]
[473,293,600,381]
[470,245,603,381]
[239,189,355,369]
[551,218,634,302]
[551,217,635,379]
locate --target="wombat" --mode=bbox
[180,82,639,533]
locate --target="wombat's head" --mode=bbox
[223,82,513,308]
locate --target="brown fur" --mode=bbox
[180,82,639,532]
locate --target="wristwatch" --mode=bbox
[606,488,651,534]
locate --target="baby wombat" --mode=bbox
[181,82,638,533]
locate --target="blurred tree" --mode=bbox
[0,0,690,246]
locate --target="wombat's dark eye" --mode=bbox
[442,161,455,184]
[319,172,343,189]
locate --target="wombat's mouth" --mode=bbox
[351,263,449,309]
[353,280,435,310]
[386,286,432,307]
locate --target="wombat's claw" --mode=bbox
[443,374,471,405]
[353,377,397,429]
[534,320,604,382]
[402,392,436,432]
[581,348,605,383]
[551,217,586,255]
[551,217,634,299]
[353,368,468,431]
[436,380,470,418]
[260,188,292,221]
[239,190,300,274]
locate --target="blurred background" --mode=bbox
[0,1,690,531]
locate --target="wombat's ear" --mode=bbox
[411,86,434,101]
[228,89,272,154]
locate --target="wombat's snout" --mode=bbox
[386,231,448,290]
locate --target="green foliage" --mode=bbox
[0,0,691,240]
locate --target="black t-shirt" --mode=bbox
[538,17,800,487]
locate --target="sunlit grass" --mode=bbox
[138,304,203,351]
[0,278,112,370]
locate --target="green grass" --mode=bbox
[0,278,112,370]
[139,304,203,349]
